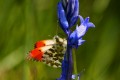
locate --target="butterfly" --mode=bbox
[27,35,67,68]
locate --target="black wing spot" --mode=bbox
[46,60,52,64]
[54,63,60,67]
[44,52,48,54]
[47,53,53,57]
[39,50,42,52]
[58,58,63,62]
[53,57,58,60]
[49,48,55,53]
[54,54,64,57]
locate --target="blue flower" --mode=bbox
[57,0,95,80]
[57,0,79,35]
[57,2,69,34]
[69,15,95,48]
[67,0,79,28]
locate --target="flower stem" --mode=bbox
[72,49,78,80]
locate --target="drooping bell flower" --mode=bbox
[57,0,95,80]
[57,0,79,35]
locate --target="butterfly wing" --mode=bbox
[41,36,67,68]
[35,40,55,48]
[27,45,53,61]
[27,36,67,68]
[41,43,66,68]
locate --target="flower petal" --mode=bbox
[69,16,78,28]
[79,15,84,23]
[58,2,69,34]
[61,0,68,9]
[69,0,79,27]
[84,17,90,24]
[77,16,95,38]
[78,39,85,46]
[73,0,79,17]
[87,22,95,28]
[69,29,82,48]
[76,24,87,38]
[67,0,75,18]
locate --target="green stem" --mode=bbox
[72,49,78,80]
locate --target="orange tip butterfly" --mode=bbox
[27,36,67,68]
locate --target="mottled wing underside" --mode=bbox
[27,36,67,68]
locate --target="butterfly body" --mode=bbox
[27,36,67,68]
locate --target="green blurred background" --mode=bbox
[0,0,120,80]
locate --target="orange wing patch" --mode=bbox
[27,36,67,68]
[35,40,55,48]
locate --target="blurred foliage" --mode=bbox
[0,0,120,80]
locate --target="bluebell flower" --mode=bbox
[57,2,69,34]
[69,15,95,48]
[57,0,79,35]
[57,0,95,80]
